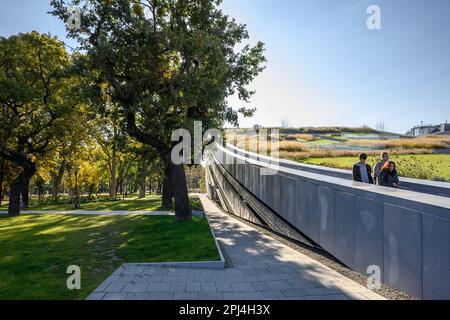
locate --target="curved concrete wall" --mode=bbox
[206,145,450,300]
[225,143,450,197]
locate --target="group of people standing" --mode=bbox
[352,152,400,188]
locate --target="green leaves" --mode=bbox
[0,32,80,166]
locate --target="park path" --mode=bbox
[87,195,385,300]
[0,210,204,217]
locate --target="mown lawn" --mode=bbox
[0,213,219,300]
[301,154,450,182]
[0,195,203,212]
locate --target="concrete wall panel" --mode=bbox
[279,175,296,225]
[355,196,383,281]
[305,182,320,243]
[422,209,450,300]
[383,204,422,298]
[334,192,356,270]
[318,187,335,254]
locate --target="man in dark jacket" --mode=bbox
[353,153,374,184]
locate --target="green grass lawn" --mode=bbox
[0,213,219,300]
[301,154,450,182]
[305,139,341,146]
[0,195,203,212]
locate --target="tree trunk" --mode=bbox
[110,147,117,199]
[139,178,146,198]
[9,179,21,217]
[157,180,162,195]
[170,164,192,221]
[52,160,66,198]
[21,176,30,209]
[148,179,153,195]
[162,166,173,209]
[0,157,4,206]
[8,163,37,217]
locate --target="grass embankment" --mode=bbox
[301,154,450,182]
[0,195,203,212]
[0,213,219,300]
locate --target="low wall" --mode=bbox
[206,145,450,300]
[225,143,450,197]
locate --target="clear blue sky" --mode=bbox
[1,0,449,134]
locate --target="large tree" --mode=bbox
[0,32,80,216]
[51,0,266,220]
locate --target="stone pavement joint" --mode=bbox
[87,195,386,300]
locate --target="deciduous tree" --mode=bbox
[0,32,81,216]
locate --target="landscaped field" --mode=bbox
[228,128,450,181]
[0,213,219,300]
[0,195,203,212]
[301,154,450,182]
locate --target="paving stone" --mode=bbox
[257,274,280,281]
[324,287,347,295]
[345,292,369,300]
[265,280,293,290]
[230,282,256,292]
[225,276,247,283]
[306,295,340,300]
[103,292,127,300]
[250,281,272,292]
[304,288,328,296]
[86,292,106,300]
[123,282,150,293]
[174,292,199,300]
[125,292,149,300]
[169,282,187,292]
[198,292,224,300]
[162,276,179,283]
[288,279,320,289]
[147,293,174,300]
[146,282,171,293]
[215,282,233,292]
[261,291,284,299]
[328,294,351,300]
[277,273,294,280]
[147,276,165,283]
[242,292,264,300]
[243,275,260,282]
[223,292,245,300]
[201,283,217,292]
[104,281,127,293]
[281,289,308,297]
[186,283,201,292]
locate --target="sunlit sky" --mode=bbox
[1,0,449,134]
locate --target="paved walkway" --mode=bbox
[87,195,385,300]
[0,210,204,217]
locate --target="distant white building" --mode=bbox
[406,122,450,137]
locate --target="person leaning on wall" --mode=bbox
[373,152,389,185]
[379,160,400,188]
[352,153,374,184]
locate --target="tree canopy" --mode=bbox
[50,0,266,220]
[0,32,82,216]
